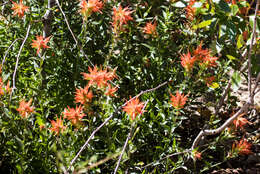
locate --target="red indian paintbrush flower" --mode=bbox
[180,52,196,72]
[143,21,157,36]
[170,91,188,109]
[50,116,66,135]
[193,150,202,160]
[193,43,218,67]
[11,0,29,18]
[123,97,145,120]
[63,105,86,125]
[82,65,117,88]
[112,5,133,33]
[75,86,93,104]
[232,139,252,155]
[31,35,51,54]
[104,84,117,97]
[16,99,34,118]
[233,113,251,130]
[204,76,215,87]
[79,0,103,20]
[185,0,196,20]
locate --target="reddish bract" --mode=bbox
[31,35,51,54]
[170,91,188,110]
[16,99,34,118]
[123,97,145,120]
[11,0,29,18]
[50,117,66,135]
[63,105,86,125]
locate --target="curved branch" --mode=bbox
[67,80,170,172]
[55,0,94,67]
[113,100,149,174]
[192,103,249,149]
[2,38,22,66]
[10,24,31,100]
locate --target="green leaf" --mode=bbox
[226,55,237,60]
[218,0,231,13]
[237,34,244,49]
[231,71,242,91]
[197,20,212,29]
[231,4,239,16]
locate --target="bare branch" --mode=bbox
[113,100,149,174]
[192,103,249,150]
[67,80,170,172]
[2,38,22,67]
[142,149,191,169]
[248,0,259,104]
[55,0,94,67]
[10,24,31,100]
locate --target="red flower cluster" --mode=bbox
[31,35,51,54]
[143,21,157,36]
[180,43,218,72]
[185,0,196,20]
[181,52,196,72]
[79,0,103,20]
[112,5,133,34]
[232,139,252,155]
[204,76,215,87]
[233,113,251,130]
[11,0,29,18]
[63,105,86,125]
[16,99,34,118]
[123,97,145,120]
[75,86,93,105]
[50,117,66,135]
[82,65,117,89]
[170,91,188,110]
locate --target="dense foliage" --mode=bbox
[0,0,259,173]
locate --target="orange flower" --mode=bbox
[31,35,51,54]
[204,76,215,87]
[170,91,188,109]
[180,52,196,72]
[50,117,66,135]
[82,65,117,88]
[16,99,34,118]
[112,5,133,33]
[185,0,196,20]
[143,21,157,36]
[11,0,29,18]
[123,97,145,120]
[193,42,209,61]
[193,43,218,67]
[193,150,202,160]
[79,0,103,20]
[75,86,93,104]
[232,139,252,155]
[201,55,218,67]
[63,105,86,125]
[104,84,117,97]
[233,114,251,130]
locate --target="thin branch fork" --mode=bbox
[10,24,31,100]
[55,0,94,67]
[66,80,170,172]
[2,38,23,66]
[192,103,249,150]
[113,100,149,174]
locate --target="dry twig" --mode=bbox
[67,80,170,172]
[10,24,31,100]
